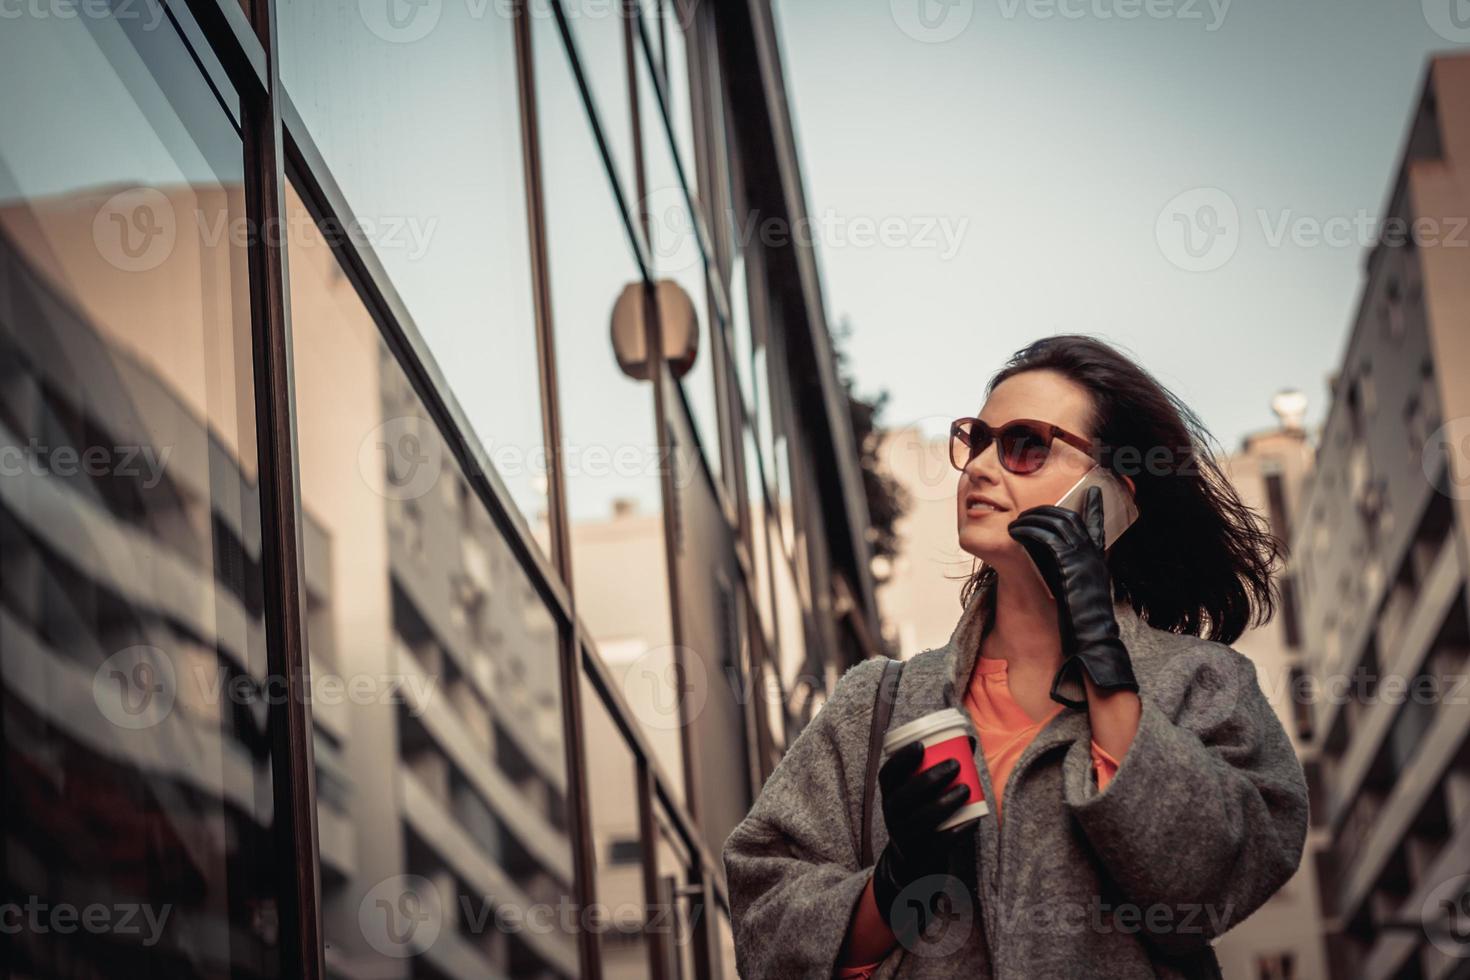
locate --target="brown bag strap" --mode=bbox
[860,658,904,868]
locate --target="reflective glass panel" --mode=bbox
[637,36,722,488]
[0,10,287,977]
[580,671,652,979]
[278,0,548,535]
[286,182,574,978]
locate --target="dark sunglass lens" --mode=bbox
[999,425,1049,473]
[950,421,986,470]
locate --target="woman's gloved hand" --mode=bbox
[871,739,974,943]
[1007,482,1138,709]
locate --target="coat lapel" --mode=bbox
[930,574,1159,942]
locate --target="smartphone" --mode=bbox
[1054,466,1139,551]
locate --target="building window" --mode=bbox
[1256,951,1296,980]
[0,10,290,975]
[286,182,573,975]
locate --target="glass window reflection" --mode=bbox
[277,0,549,537]
[580,671,653,979]
[637,35,723,490]
[544,0,639,212]
[285,181,575,979]
[536,5,691,806]
[0,11,286,977]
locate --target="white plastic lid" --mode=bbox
[881,707,971,756]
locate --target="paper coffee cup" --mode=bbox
[882,708,989,830]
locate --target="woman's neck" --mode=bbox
[980,567,1065,674]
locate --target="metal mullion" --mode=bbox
[625,0,702,836]
[687,867,715,980]
[177,0,268,98]
[515,6,601,978]
[652,777,729,901]
[637,758,670,980]
[239,0,323,975]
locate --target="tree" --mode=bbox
[831,316,910,586]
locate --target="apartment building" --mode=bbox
[1290,53,1470,980]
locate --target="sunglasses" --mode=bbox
[949,417,1095,475]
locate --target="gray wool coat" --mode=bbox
[722,585,1309,979]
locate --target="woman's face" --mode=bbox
[955,369,1099,569]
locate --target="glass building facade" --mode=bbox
[0,1,883,978]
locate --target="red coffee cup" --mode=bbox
[881,708,988,830]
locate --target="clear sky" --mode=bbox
[772,0,1465,453]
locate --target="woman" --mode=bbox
[722,335,1308,979]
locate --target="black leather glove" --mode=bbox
[871,738,974,944]
[1007,483,1137,709]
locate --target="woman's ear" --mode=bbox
[1121,473,1137,497]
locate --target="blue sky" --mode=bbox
[772,0,1465,453]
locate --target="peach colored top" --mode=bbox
[834,657,1121,978]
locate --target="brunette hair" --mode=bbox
[960,334,1283,644]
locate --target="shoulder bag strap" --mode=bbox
[860,658,905,868]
